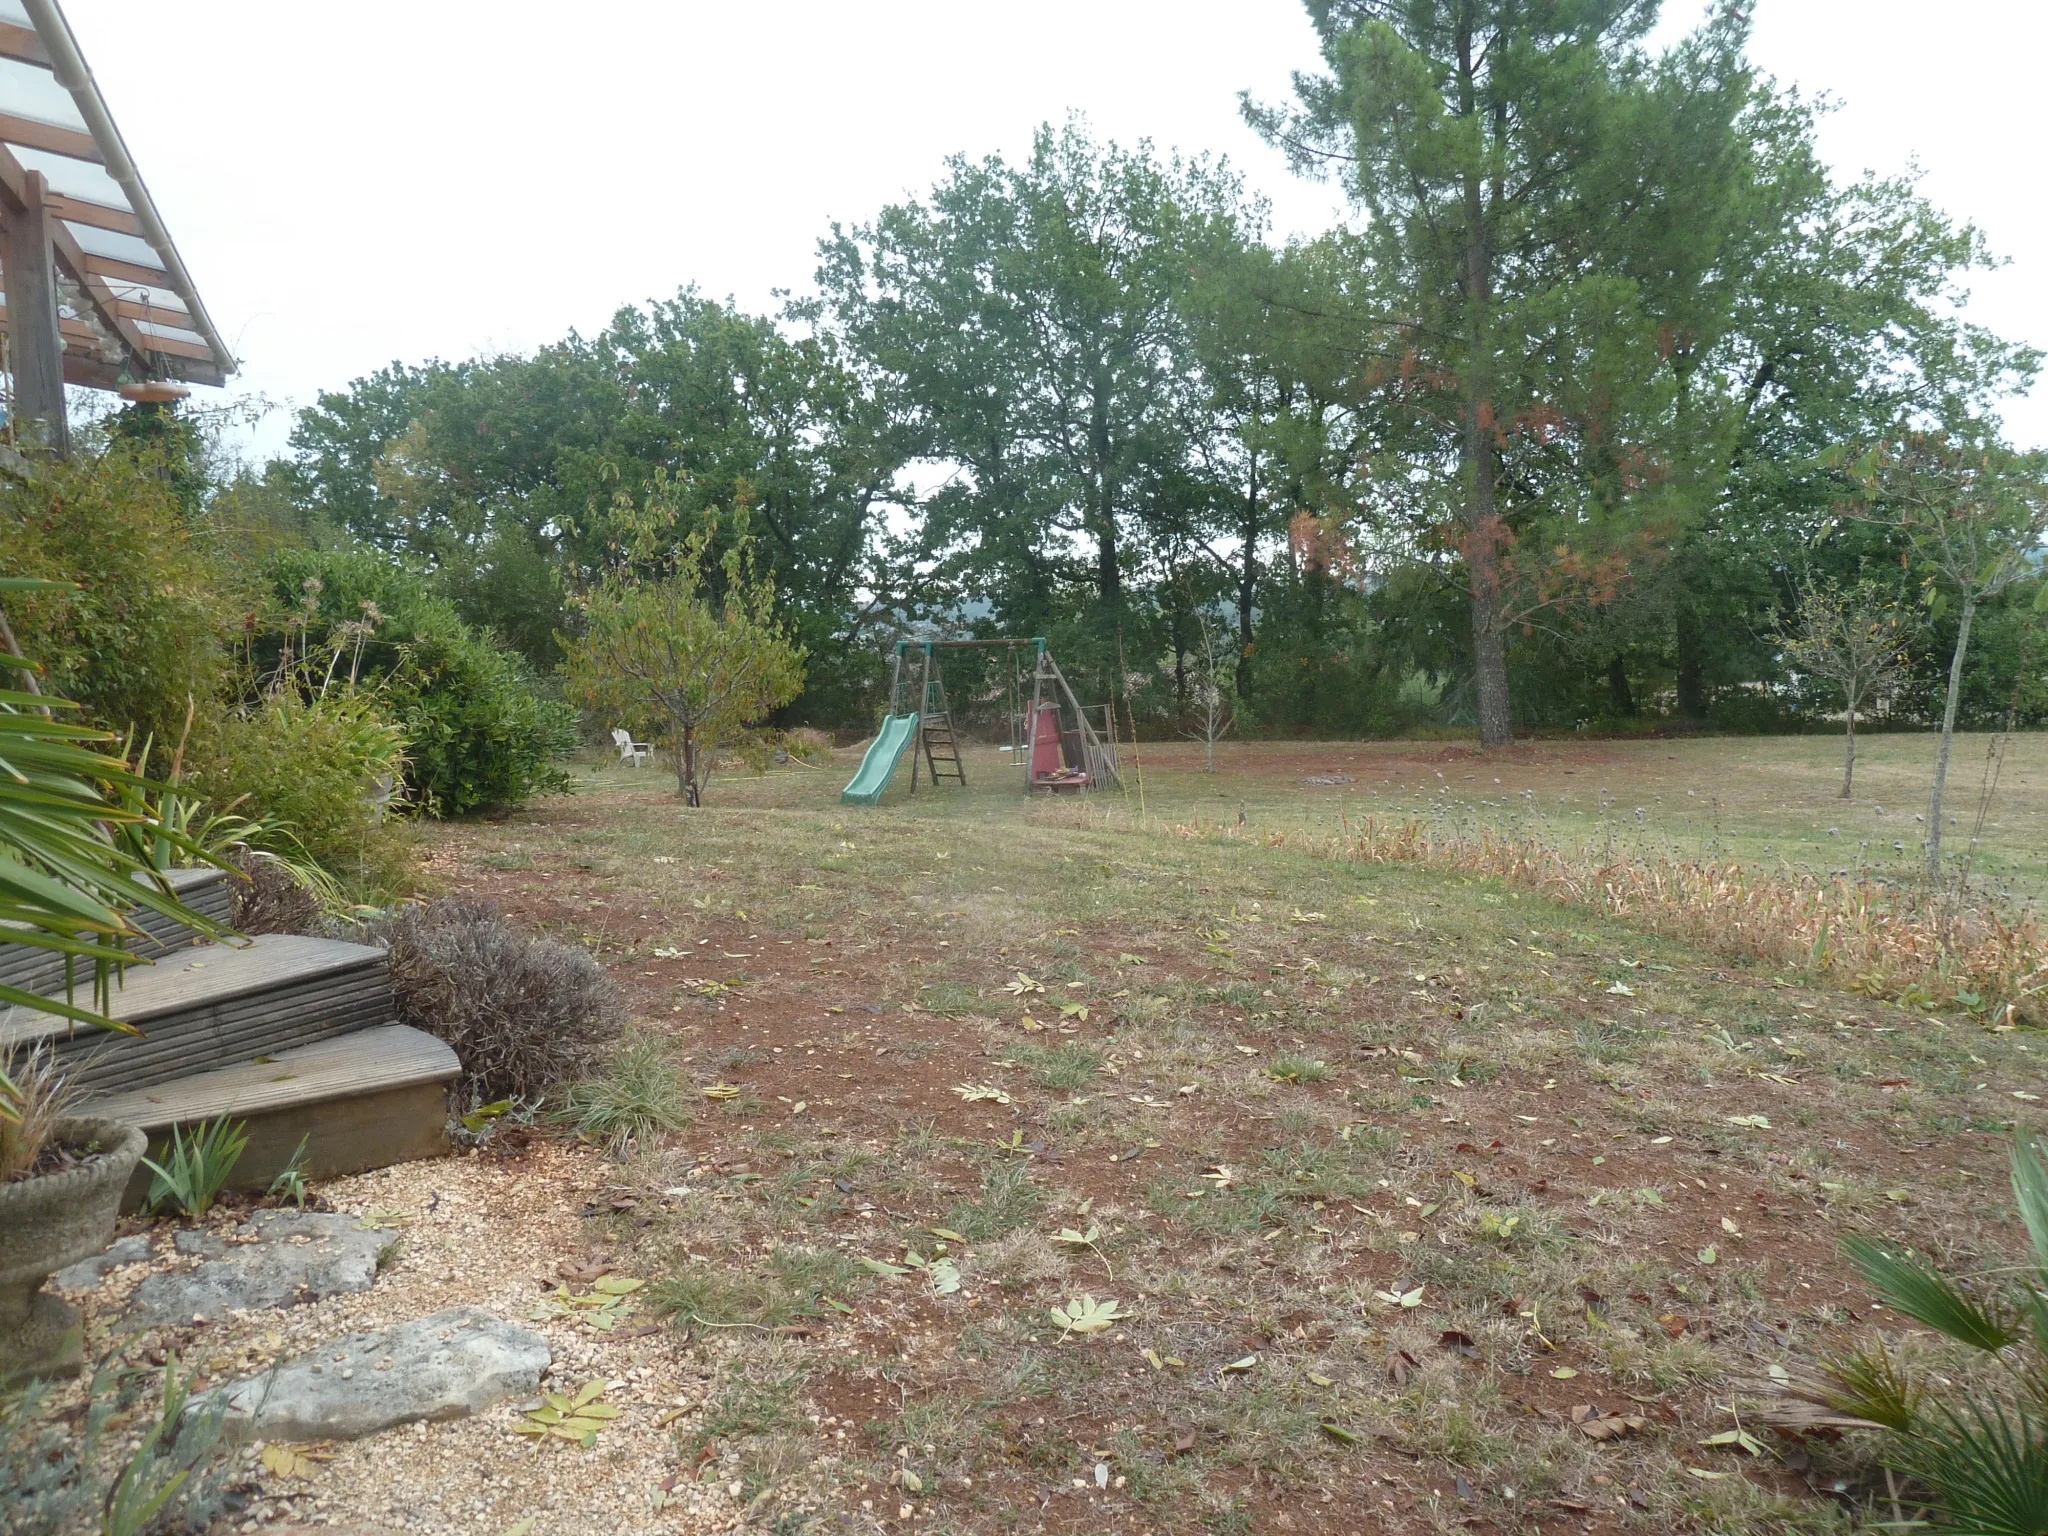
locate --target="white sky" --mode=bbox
[60,0,2048,463]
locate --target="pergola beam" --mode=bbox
[0,22,50,68]
[45,192,138,236]
[3,168,65,449]
[0,111,98,164]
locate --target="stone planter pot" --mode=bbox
[0,1116,145,1384]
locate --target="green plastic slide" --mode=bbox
[840,713,920,805]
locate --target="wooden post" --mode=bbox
[4,171,67,454]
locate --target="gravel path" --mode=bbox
[75,1144,746,1535]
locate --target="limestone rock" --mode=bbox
[126,1210,387,1325]
[50,1233,151,1291]
[206,1306,549,1442]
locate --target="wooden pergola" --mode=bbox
[0,0,233,451]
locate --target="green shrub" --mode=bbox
[189,687,413,897]
[261,548,574,815]
[0,440,237,744]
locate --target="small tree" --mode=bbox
[564,520,804,806]
[1180,615,1234,772]
[1841,435,2048,878]
[1784,579,1909,799]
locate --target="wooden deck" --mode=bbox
[1,934,396,1093]
[91,1023,460,1200]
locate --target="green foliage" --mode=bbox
[1,1348,237,1536]
[260,547,575,815]
[189,685,412,898]
[564,511,804,805]
[1774,1136,2048,1534]
[268,1134,312,1207]
[0,441,237,745]
[0,589,234,1028]
[140,1116,250,1219]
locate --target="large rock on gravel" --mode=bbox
[51,1233,152,1291]
[205,1306,550,1442]
[126,1211,387,1325]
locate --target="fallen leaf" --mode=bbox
[1050,1295,1124,1337]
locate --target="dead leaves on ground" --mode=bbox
[531,1273,644,1331]
[260,1444,331,1480]
[513,1380,622,1447]
[1573,1404,1649,1442]
[1050,1294,1124,1339]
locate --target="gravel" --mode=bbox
[71,1144,738,1533]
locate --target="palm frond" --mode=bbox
[1845,1234,2019,1353]
[2011,1134,2048,1282]
[1903,1396,2048,1536]
[1815,1339,1924,1433]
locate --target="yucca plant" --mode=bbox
[0,577,232,1030]
[1767,1134,2048,1534]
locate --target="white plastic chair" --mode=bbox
[611,727,652,767]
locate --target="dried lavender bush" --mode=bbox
[362,898,622,1101]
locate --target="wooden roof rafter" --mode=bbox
[0,0,232,392]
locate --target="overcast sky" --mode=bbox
[62,0,2048,462]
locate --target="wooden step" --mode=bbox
[0,866,234,1001]
[1,934,395,1096]
[87,1023,460,1204]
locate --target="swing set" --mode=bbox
[839,638,1123,805]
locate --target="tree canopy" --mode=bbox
[264,4,2046,745]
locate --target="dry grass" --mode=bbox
[1157,812,2048,1025]
[0,1043,78,1181]
[385,740,2048,1535]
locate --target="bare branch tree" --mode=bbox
[1840,433,2048,877]
[1180,615,1234,772]
[1784,579,1910,799]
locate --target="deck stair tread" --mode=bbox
[0,866,234,997]
[1,933,385,1037]
[1,933,396,1095]
[85,1023,458,1133]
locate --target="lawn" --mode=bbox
[421,735,2047,1535]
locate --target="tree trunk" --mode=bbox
[1841,700,1856,799]
[1238,446,1259,701]
[679,723,702,808]
[1675,602,1706,719]
[1089,371,1120,603]
[1607,654,1635,716]
[1925,594,1974,880]
[1457,14,1511,752]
